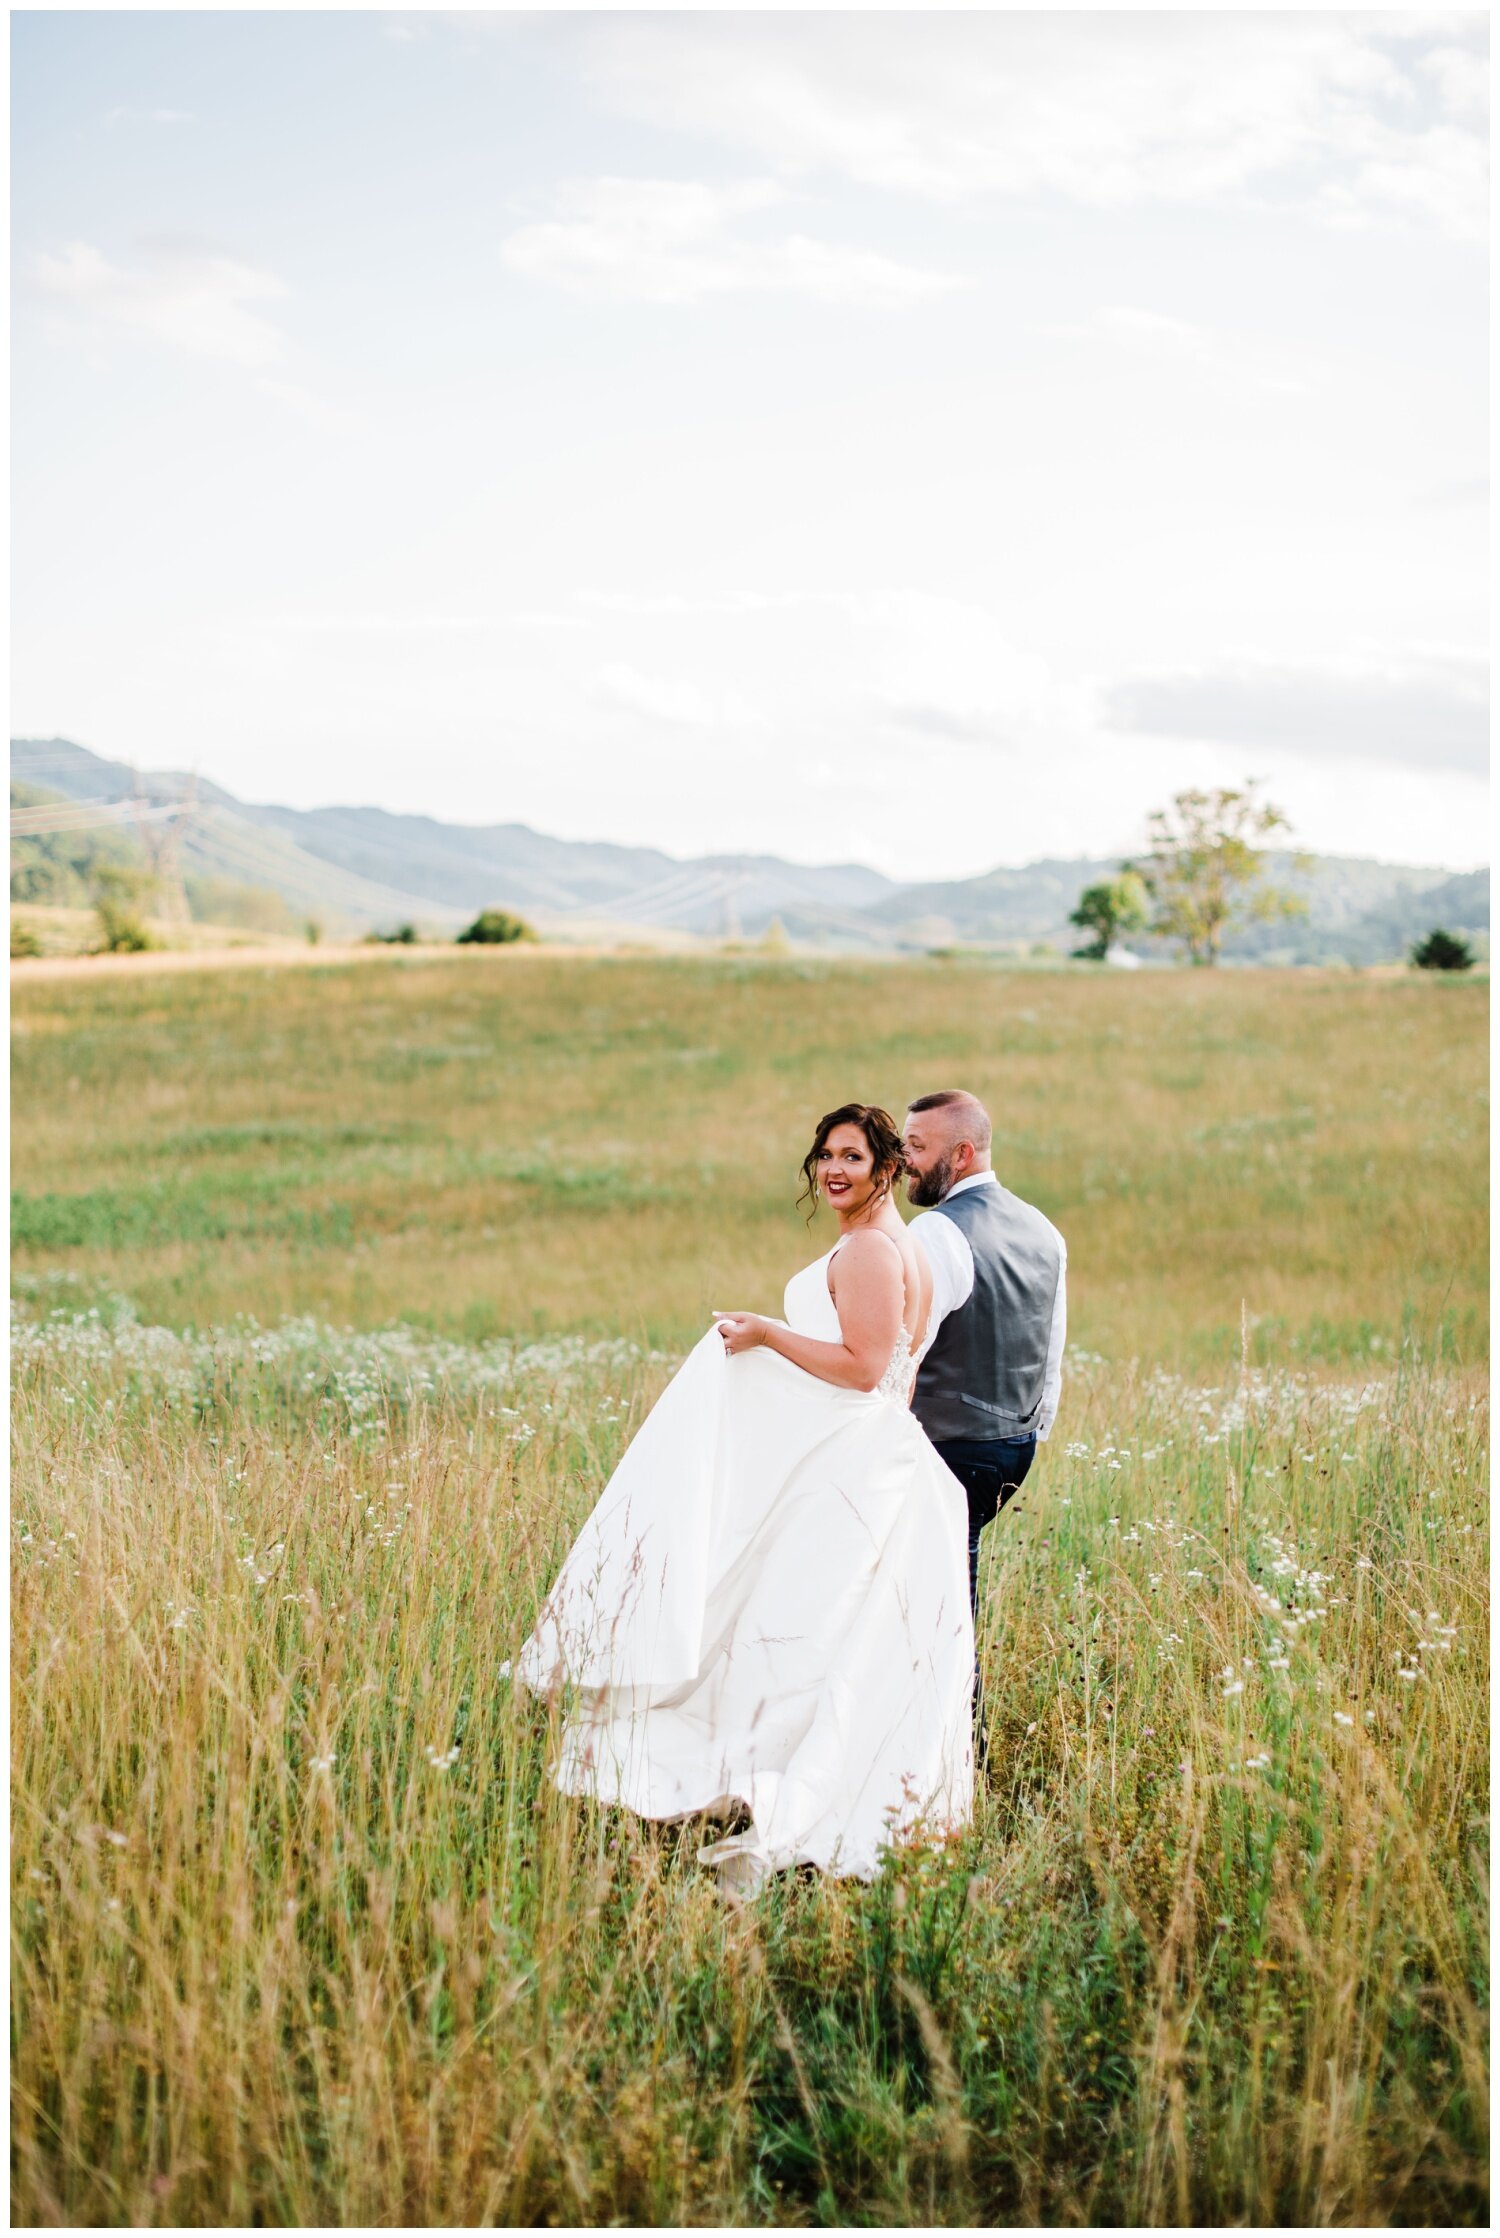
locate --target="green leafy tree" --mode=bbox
[1129,783,1307,967]
[1410,928,1474,972]
[1069,872,1148,960]
[457,907,537,946]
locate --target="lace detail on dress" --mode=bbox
[876,1321,918,1402]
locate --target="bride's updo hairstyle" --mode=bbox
[797,1103,907,1224]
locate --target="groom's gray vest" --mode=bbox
[913,1182,1064,1445]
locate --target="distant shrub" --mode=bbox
[95,905,154,954]
[91,866,156,954]
[304,919,323,946]
[368,923,419,945]
[1411,929,1475,972]
[10,918,42,959]
[457,908,536,946]
[185,875,296,936]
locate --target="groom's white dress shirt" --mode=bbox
[909,1171,1067,1442]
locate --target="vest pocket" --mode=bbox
[961,1389,1031,1422]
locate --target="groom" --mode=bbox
[903,1090,1067,1765]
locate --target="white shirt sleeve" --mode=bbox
[907,1209,974,1336]
[1035,1242,1067,1442]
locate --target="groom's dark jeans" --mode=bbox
[931,1433,1036,1768]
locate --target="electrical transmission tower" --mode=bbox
[722,870,748,944]
[131,770,198,927]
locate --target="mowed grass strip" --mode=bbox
[10,951,1488,1364]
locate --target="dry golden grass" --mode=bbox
[10,951,1489,2224]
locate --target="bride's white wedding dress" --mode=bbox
[513,1242,975,1886]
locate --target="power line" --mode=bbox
[10,797,180,837]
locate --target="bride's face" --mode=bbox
[816,1124,884,1218]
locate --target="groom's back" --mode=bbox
[913,1185,1064,1444]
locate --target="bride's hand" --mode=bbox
[714,1312,770,1356]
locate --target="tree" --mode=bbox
[457,908,537,946]
[1411,928,1474,972]
[1128,783,1307,967]
[1069,872,1148,961]
[91,865,156,954]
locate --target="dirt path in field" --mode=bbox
[9,941,612,984]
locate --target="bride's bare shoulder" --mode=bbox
[830,1228,904,1282]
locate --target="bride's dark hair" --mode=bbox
[797,1103,907,1225]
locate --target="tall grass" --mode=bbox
[11,1307,1487,2223]
[11,953,1489,2223]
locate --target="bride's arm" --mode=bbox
[716,1230,904,1392]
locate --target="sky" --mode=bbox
[10,8,1490,881]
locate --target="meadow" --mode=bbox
[11,950,1489,2224]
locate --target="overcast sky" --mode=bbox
[11,9,1489,879]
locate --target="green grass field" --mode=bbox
[11,952,1489,2224]
[10,951,1487,1363]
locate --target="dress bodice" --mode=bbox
[783,1246,925,1402]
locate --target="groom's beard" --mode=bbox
[905,1153,958,1208]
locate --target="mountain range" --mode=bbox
[11,736,1489,964]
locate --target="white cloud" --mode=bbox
[579,588,851,620]
[1418,475,1489,510]
[599,663,756,731]
[1420,43,1489,125]
[1045,304,1313,397]
[27,244,358,431]
[500,176,961,307]
[255,378,367,437]
[586,590,1094,787]
[1105,654,1489,776]
[267,612,498,635]
[580,14,1488,239]
[29,241,287,367]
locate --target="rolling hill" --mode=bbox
[10,736,1488,962]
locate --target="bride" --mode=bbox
[512,1102,975,1897]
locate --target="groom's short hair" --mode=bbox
[906,1090,992,1156]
